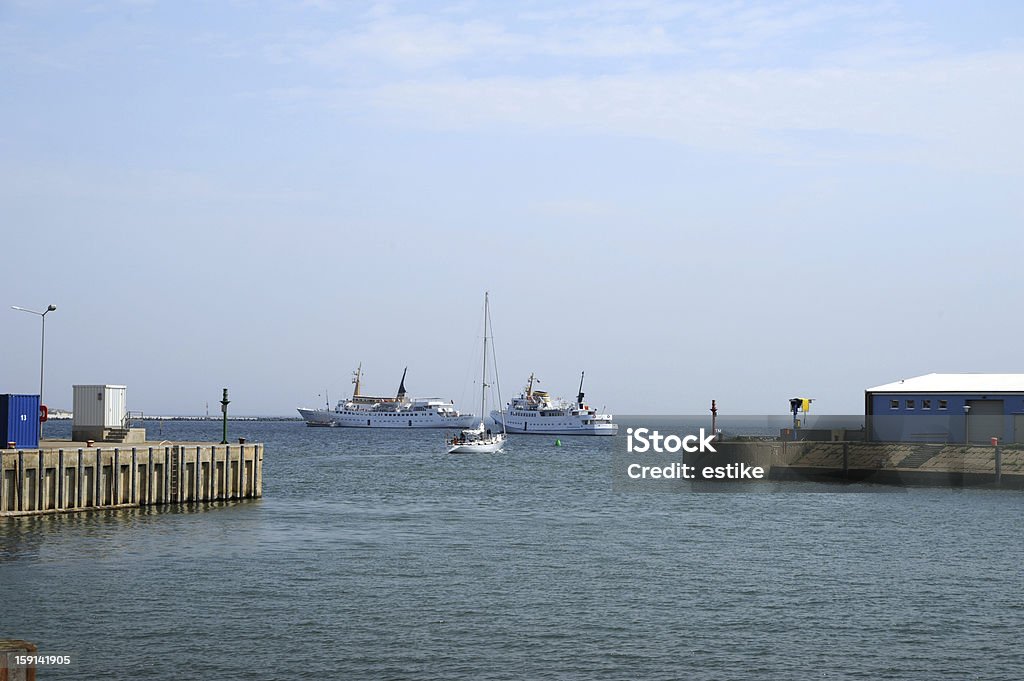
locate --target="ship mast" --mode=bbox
[480,293,489,428]
[577,371,585,408]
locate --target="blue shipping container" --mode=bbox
[0,394,41,449]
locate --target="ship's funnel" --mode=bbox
[397,367,408,400]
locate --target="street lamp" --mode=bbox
[11,304,57,428]
[963,404,971,445]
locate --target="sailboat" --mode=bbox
[448,293,507,454]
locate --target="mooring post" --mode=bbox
[131,447,138,505]
[17,450,24,512]
[37,450,44,512]
[994,444,1002,486]
[77,449,83,508]
[58,449,64,509]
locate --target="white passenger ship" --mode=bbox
[490,373,619,436]
[298,365,476,429]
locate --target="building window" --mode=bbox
[938,400,948,410]
[906,399,916,409]
[922,399,932,410]
[890,399,899,409]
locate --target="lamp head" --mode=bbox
[47,304,57,312]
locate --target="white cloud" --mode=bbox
[298,14,516,71]
[265,0,1024,176]
[283,0,904,72]
[332,50,1024,174]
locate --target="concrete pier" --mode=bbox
[0,440,263,516]
[702,440,1024,488]
[773,441,1024,487]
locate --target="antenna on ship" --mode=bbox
[577,371,586,408]
[352,363,362,397]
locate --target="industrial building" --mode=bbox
[865,373,1024,444]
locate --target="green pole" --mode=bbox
[220,388,230,444]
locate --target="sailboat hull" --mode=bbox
[448,435,506,454]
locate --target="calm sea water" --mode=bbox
[2,418,1022,680]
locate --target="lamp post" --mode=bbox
[220,388,230,445]
[11,304,57,429]
[963,404,971,445]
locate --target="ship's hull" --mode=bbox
[298,408,475,429]
[297,408,336,427]
[491,410,619,436]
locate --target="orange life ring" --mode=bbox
[39,404,48,422]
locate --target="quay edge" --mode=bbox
[0,440,263,517]
[684,440,1024,489]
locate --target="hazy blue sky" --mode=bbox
[2,1,1022,415]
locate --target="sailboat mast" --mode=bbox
[480,293,489,425]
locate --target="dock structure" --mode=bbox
[683,440,1024,488]
[772,440,1024,487]
[0,440,263,516]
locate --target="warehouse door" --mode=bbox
[1013,415,1024,444]
[967,400,1003,444]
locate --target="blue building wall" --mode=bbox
[867,392,1024,443]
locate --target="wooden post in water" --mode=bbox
[0,639,38,681]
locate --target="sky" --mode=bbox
[2,0,1023,415]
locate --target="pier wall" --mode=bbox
[0,443,263,516]
[684,440,782,473]
[772,441,1024,487]
[678,440,1024,487]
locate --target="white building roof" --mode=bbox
[867,373,1024,393]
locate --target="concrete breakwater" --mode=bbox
[685,440,1023,488]
[0,441,263,516]
[774,441,1023,487]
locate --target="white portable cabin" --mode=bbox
[73,384,127,429]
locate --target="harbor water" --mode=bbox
[2,419,1022,680]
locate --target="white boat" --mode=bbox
[297,365,476,429]
[448,293,507,454]
[491,372,619,436]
